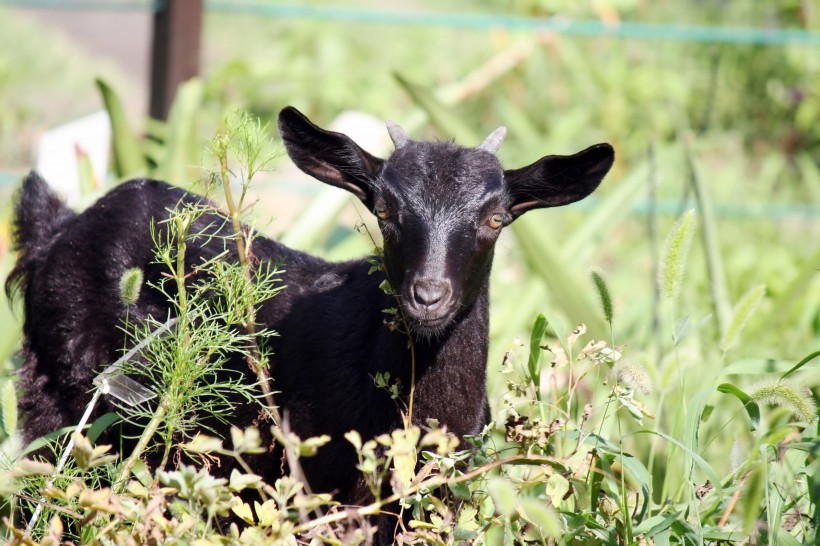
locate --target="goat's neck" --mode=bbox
[409,283,489,437]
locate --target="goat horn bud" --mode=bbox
[386,121,410,149]
[478,126,507,154]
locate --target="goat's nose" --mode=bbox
[412,279,450,307]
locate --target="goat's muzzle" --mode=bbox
[405,278,456,328]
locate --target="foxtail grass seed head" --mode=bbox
[612,359,652,395]
[659,209,697,300]
[720,284,766,352]
[591,268,614,325]
[751,382,817,423]
[119,267,144,307]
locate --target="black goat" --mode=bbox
[7,107,613,516]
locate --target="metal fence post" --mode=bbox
[149,0,203,120]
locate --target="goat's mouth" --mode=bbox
[401,305,459,335]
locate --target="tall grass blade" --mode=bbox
[527,314,548,398]
[1,379,17,436]
[280,190,352,252]
[635,428,723,496]
[75,146,97,195]
[719,284,766,353]
[681,387,720,494]
[96,78,147,180]
[512,216,609,340]
[686,146,731,335]
[781,350,820,381]
[722,357,820,376]
[658,209,696,301]
[594,441,652,520]
[154,79,204,186]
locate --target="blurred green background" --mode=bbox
[0,0,818,519]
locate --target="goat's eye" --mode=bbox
[487,213,504,229]
[375,206,391,221]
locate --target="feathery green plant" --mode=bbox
[591,267,614,327]
[720,284,767,353]
[115,203,282,484]
[658,209,697,301]
[749,382,817,423]
[117,267,143,307]
[207,110,283,425]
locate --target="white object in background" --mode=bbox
[35,110,111,204]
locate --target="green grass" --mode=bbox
[0,1,818,543]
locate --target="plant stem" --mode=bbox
[115,396,172,491]
[407,337,416,425]
[217,152,281,425]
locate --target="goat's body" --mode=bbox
[12,175,487,504]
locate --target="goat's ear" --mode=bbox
[504,143,614,218]
[278,107,384,207]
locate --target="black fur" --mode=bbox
[6,107,614,538]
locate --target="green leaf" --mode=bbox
[716,383,761,431]
[781,350,820,381]
[230,426,265,455]
[741,463,765,536]
[184,433,225,454]
[487,477,517,517]
[681,387,716,487]
[96,78,147,179]
[544,473,570,507]
[593,443,652,521]
[720,284,766,352]
[299,434,331,457]
[527,314,548,394]
[448,479,472,500]
[518,497,562,537]
[255,499,279,527]
[673,313,712,344]
[231,499,255,524]
[345,430,362,451]
[632,513,676,536]
[454,503,480,540]
[229,468,262,492]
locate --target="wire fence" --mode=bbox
[3,1,820,46]
[1,1,818,220]
[208,3,820,47]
